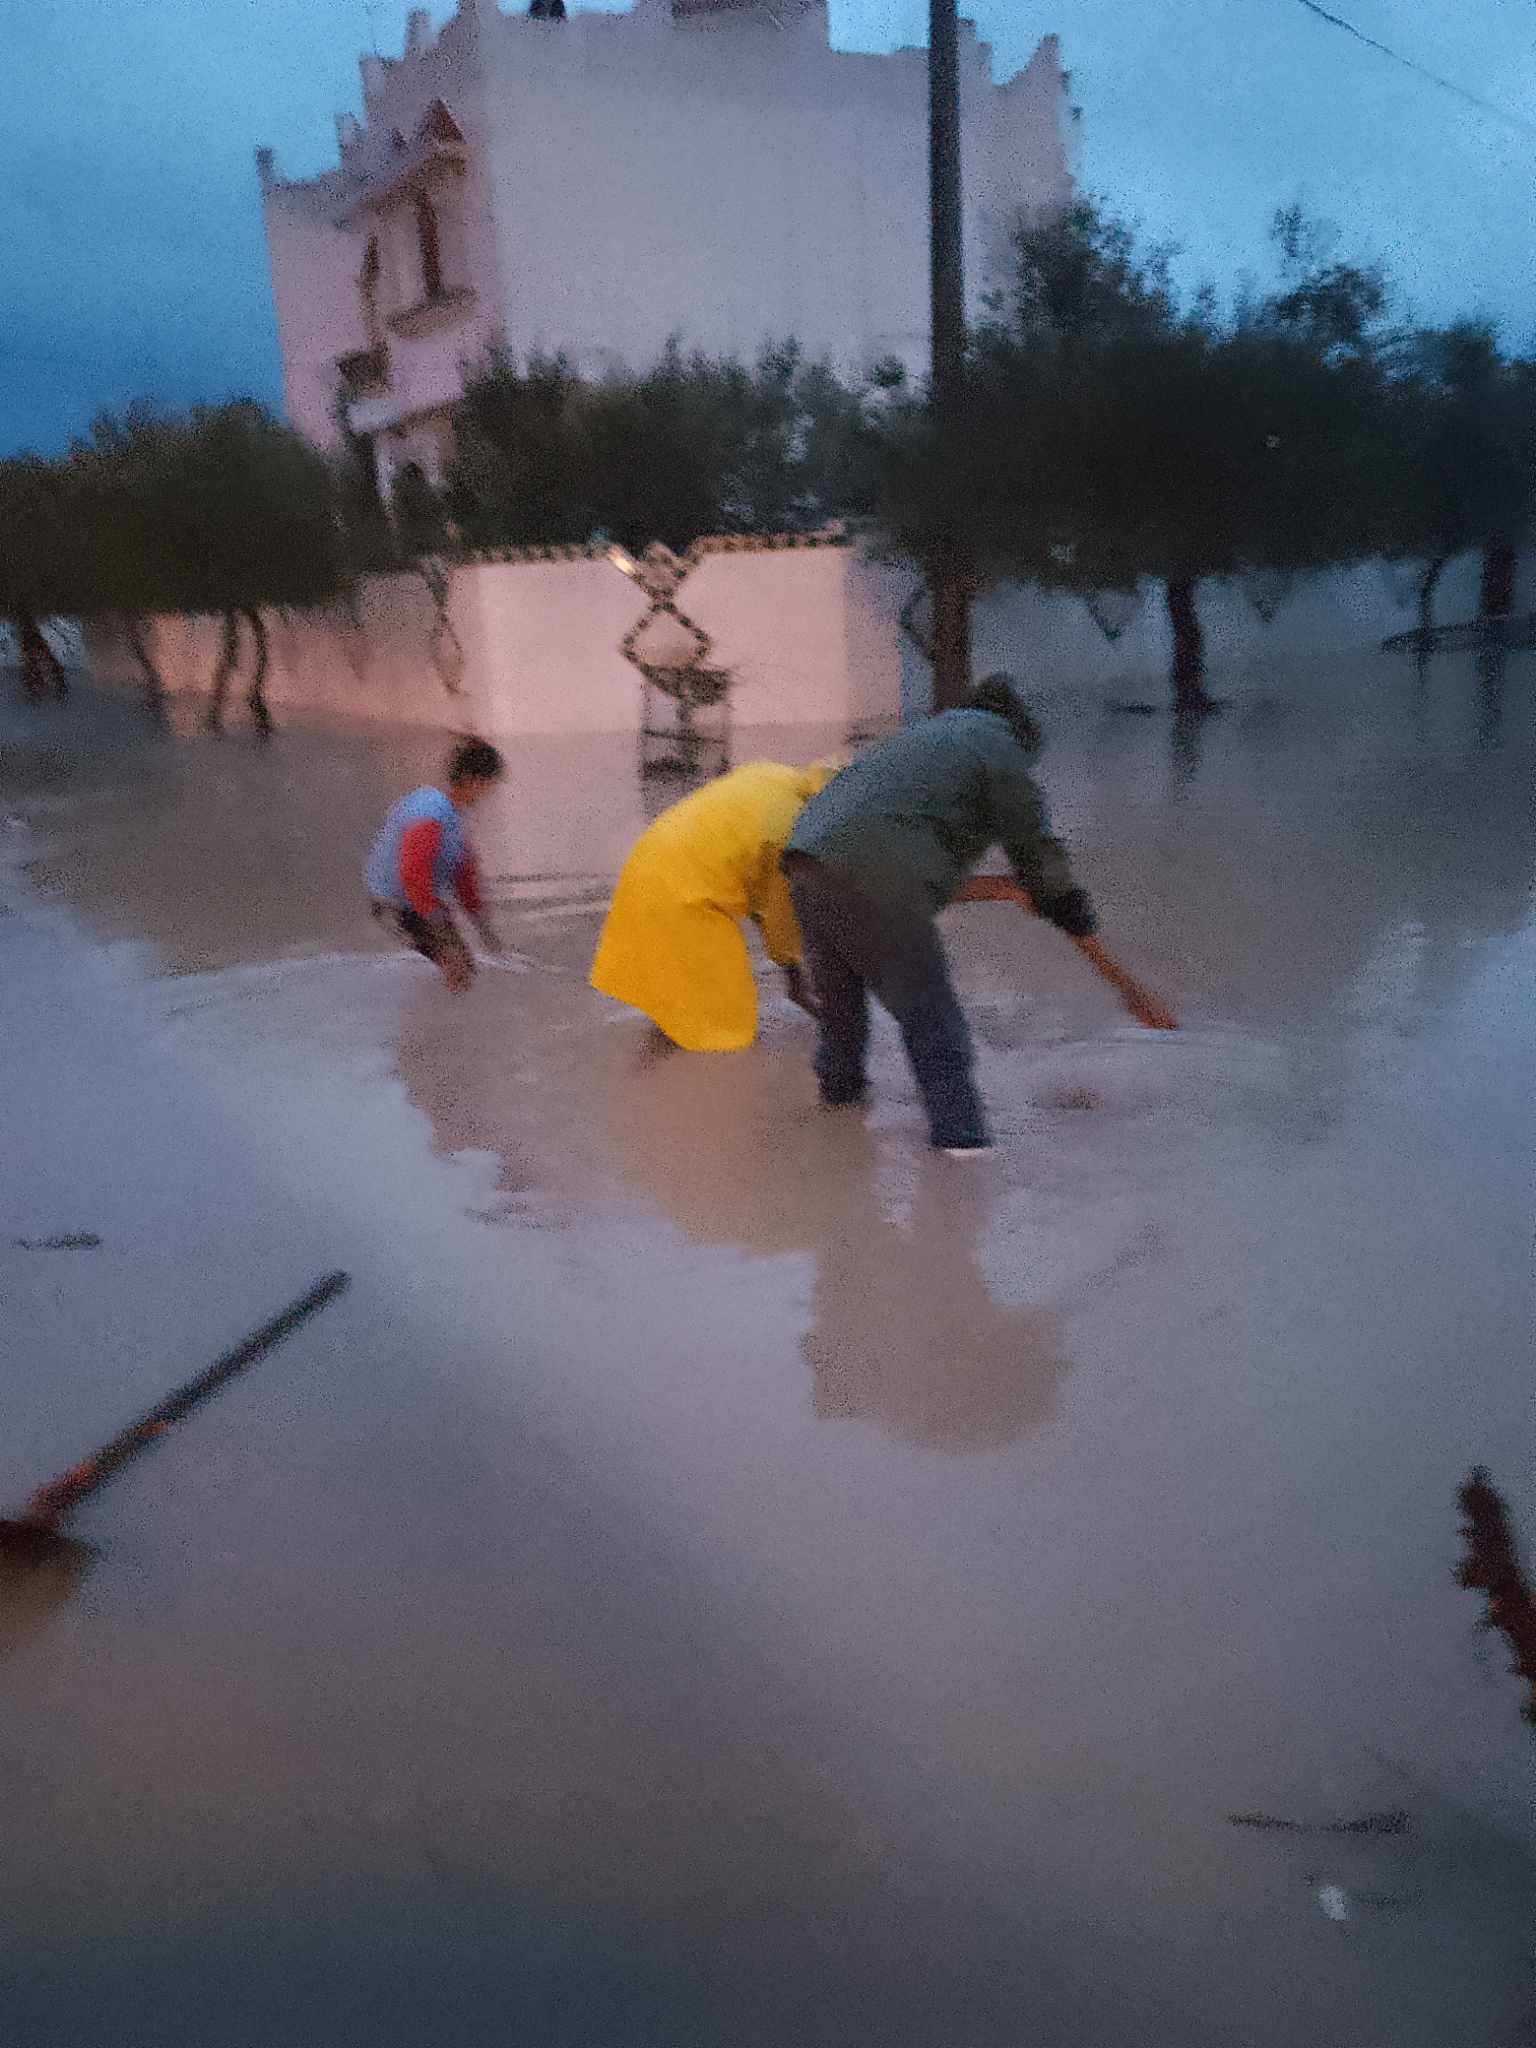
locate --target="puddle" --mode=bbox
[2,678,1532,2045]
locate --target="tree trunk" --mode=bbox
[1478,538,1517,623]
[898,584,935,663]
[1164,577,1213,715]
[13,613,44,699]
[243,607,274,737]
[42,626,69,699]
[124,616,167,725]
[925,544,974,712]
[14,614,66,700]
[1417,557,1447,645]
[207,611,241,733]
[32,618,65,698]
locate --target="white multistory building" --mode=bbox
[258,0,1073,495]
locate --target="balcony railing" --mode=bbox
[388,288,477,341]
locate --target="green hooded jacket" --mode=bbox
[785,708,1092,927]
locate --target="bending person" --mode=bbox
[366,736,505,993]
[591,758,844,1051]
[784,675,1167,1156]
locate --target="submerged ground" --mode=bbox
[1,652,1531,2045]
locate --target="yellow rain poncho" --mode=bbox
[590,759,842,1051]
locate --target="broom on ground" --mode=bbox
[0,1271,350,1574]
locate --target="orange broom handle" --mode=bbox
[955,877,1178,1030]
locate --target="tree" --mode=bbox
[580,349,728,551]
[872,202,1224,709]
[1262,203,1388,359]
[446,351,591,549]
[0,457,77,700]
[1384,324,1534,638]
[1005,197,1182,346]
[707,343,877,535]
[58,404,347,732]
[159,404,348,733]
[869,198,1406,713]
[64,408,199,720]
[1030,202,1402,709]
[445,341,874,554]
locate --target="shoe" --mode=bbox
[818,1087,868,1110]
[938,1141,994,1158]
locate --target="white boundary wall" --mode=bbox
[84,546,909,738]
[80,546,1533,733]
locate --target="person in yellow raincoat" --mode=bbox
[590,759,844,1051]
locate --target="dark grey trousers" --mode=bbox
[787,859,987,1149]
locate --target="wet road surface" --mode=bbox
[1,657,1533,2045]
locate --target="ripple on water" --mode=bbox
[1016,1020,1325,1139]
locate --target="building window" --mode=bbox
[415,193,444,301]
[360,238,382,345]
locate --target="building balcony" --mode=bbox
[345,390,414,437]
[387,287,477,341]
[335,121,469,230]
[344,364,468,440]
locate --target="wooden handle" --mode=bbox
[1072,933,1135,994]
[958,881,1178,1029]
[1072,935,1179,1030]
[954,875,1032,906]
[25,1272,351,1524]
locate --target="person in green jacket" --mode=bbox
[784,674,1166,1155]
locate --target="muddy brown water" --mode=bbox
[1,659,1532,2046]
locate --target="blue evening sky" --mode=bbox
[2,0,1530,454]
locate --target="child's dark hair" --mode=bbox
[448,737,505,785]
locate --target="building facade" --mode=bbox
[258,0,1073,496]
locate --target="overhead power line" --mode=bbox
[1289,0,1536,140]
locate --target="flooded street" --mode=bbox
[2,656,1533,2046]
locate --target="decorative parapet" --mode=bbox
[687,528,849,557]
[387,287,478,340]
[465,541,613,565]
[460,526,850,568]
[614,544,713,681]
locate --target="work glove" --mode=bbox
[1036,886,1098,939]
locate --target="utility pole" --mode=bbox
[927,0,972,710]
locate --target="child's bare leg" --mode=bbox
[435,924,476,992]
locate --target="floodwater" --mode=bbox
[1,653,1533,2046]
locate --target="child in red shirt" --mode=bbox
[366,737,505,991]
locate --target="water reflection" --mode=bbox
[800,1140,1068,1452]
[1075,670,1536,1040]
[1167,702,1212,795]
[0,1538,93,1660]
[600,1056,1068,1452]
[0,709,851,975]
[1455,1466,1536,1729]
[1474,644,1507,750]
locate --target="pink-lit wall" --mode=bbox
[84,546,905,738]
